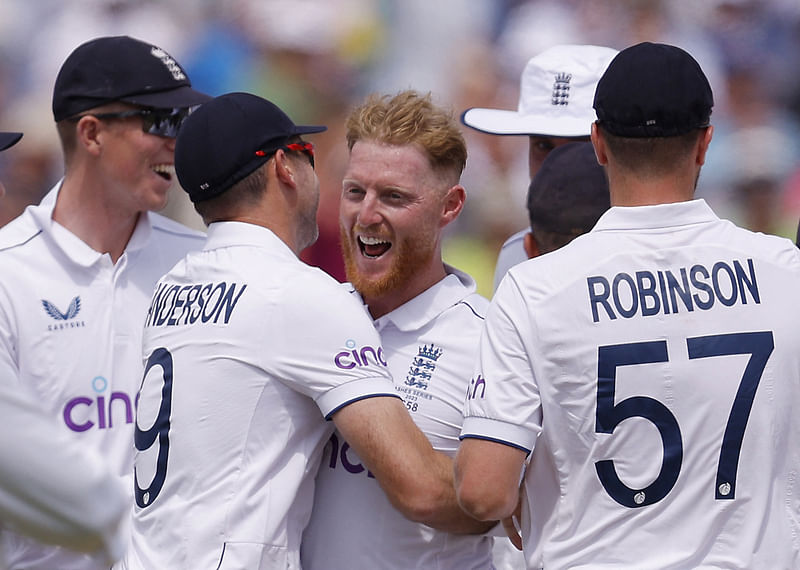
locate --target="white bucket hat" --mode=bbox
[462,44,618,137]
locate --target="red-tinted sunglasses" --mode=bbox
[255,142,315,169]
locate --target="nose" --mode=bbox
[356,192,382,227]
[164,136,177,152]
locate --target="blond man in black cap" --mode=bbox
[455,42,800,569]
[0,35,209,570]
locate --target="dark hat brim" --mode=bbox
[0,132,22,151]
[119,84,212,110]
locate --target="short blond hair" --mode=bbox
[346,90,467,181]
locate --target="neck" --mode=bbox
[607,165,697,207]
[53,173,139,263]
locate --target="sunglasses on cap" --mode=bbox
[255,142,315,169]
[72,107,195,138]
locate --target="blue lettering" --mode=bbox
[588,276,615,323]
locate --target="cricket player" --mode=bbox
[455,42,800,569]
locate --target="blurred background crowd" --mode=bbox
[0,0,799,296]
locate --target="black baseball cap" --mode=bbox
[527,142,609,235]
[175,92,327,203]
[0,132,22,151]
[52,36,210,121]
[593,42,713,138]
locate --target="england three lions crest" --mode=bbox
[404,344,442,390]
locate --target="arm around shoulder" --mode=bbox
[332,396,495,534]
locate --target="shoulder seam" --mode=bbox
[0,229,43,253]
[456,299,485,321]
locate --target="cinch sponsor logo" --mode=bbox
[334,339,387,370]
[466,375,486,400]
[324,432,374,479]
[42,296,87,331]
[63,376,136,432]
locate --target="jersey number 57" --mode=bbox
[595,331,773,508]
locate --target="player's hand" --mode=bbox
[501,498,522,550]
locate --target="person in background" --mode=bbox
[461,44,617,290]
[0,35,209,570]
[455,42,800,569]
[302,90,495,569]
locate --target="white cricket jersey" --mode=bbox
[302,267,494,570]
[462,199,800,569]
[0,184,204,570]
[492,229,528,292]
[0,375,128,564]
[118,221,397,570]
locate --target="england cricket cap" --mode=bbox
[593,42,713,138]
[461,45,618,137]
[52,35,211,121]
[0,132,22,151]
[527,141,609,234]
[175,92,327,203]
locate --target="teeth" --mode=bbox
[360,236,389,245]
[152,165,175,174]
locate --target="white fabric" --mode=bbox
[302,267,494,570]
[492,228,529,292]
[463,199,800,569]
[461,45,617,137]
[0,183,205,570]
[118,222,397,570]
[0,375,128,565]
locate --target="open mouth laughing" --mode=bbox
[358,235,392,259]
[152,164,174,182]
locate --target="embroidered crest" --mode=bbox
[404,344,443,390]
[552,72,572,106]
[150,46,186,81]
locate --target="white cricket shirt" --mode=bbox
[302,267,494,570]
[0,184,204,570]
[463,200,800,569]
[492,229,528,292]
[118,222,397,570]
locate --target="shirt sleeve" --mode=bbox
[269,269,398,418]
[461,275,542,453]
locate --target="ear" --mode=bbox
[590,122,608,166]
[523,231,541,259]
[696,125,713,166]
[75,116,104,156]
[440,184,466,228]
[273,149,297,188]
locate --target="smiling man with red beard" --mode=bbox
[302,91,496,569]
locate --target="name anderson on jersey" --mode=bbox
[145,281,247,327]
[587,258,759,323]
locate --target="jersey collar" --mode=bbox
[30,180,154,267]
[371,264,477,332]
[203,221,296,260]
[593,198,718,233]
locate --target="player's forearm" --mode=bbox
[390,450,497,534]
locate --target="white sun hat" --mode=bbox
[461,44,619,137]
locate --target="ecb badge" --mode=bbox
[404,344,443,390]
